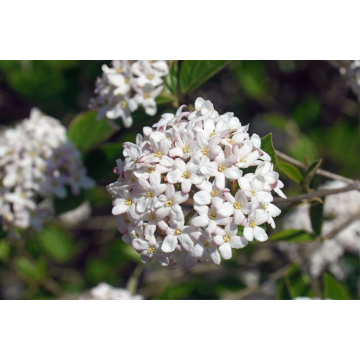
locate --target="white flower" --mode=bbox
[167,159,204,193]
[213,220,248,259]
[223,189,255,225]
[238,175,273,203]
[161,218,196,253]
[200,152,242,189]
[190,228,221,265]
[261,202,281,229]
[193,180,229,205]
[80,282,143,300]
[243,210,269,241]
[154,183,188,222]
[133,83,163,116]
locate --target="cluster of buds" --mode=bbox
[0,108,94,232]
[89,60,169,128]
[107,98,286,268]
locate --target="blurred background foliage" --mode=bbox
[0,60,359,300]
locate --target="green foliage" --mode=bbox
[179,60,229,94]
[260,133,277,166]
[67,110,115,152]
[53,187,86,215]
[323,273,350,300]
[310,202,324,236]
[232,61,268,100]
[37,226,74,262]
[277,160,303,184]
[15,257,46,281]
[164,61,178,94]
[84,143,123,181]
[270,229,314,242]
[0,240,10,262]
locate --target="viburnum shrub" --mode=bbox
[107,97,286,268]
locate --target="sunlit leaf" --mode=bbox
[277,160,303,184]
[260,133,277,166]
[323,273,350,300]
[179,60,230,94]
[270,229,314,242]
[67,110,115,152]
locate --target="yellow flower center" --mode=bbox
[149,213,156,220]
[204,239,211,247]
[210,191,218,198]
[146,73,154,80]
[250,191,256,196]
[20,192,27,198]
[135,232,139,237]
[182,172,191,179]
[165,200,173,207]
[209,212,216,220]
[234,202,242,210]
[125,78,130,84]
[223,235,230,243]
[249,220,257,228]
[116,67,122,73]
[130,177,136,183]
[210,132,216,137]
[125,199,132,206]
[262,203,268,210]
[175,229,182,235]
[218,165,226,172]
[148,247,155,254]
[124,219,130,224]
[147,168,155,173]
[143,93,150,99]
[227,139,234,145]
[121,101,127,109]
[154,152,162,158]
[183,145,190,154]
[202,147,210,156]
[146,191,153,198]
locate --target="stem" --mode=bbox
[275,149,355,184]
[272,183,360,204]
[184,209,196,225]
[319,211,360,242]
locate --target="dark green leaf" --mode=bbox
[277,160,303,184]
[260,133,277,166]
[67,110,115,152]
[302,158,323,192]
[53,187,85,215]
[0,239,10,262]
[164,61,178,94]
[277,278,292,300]
[179,60,230,94]
[323,273,350,300]
[270,229,314,242]
[38,226,74,262]
[310,202,324,236]
[15,257,46,280]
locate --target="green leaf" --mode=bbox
[53,187,85,215]
[38,226,74,262]
[67,110,115,152]
[84,143,123,182]
[179,60,230,94]
[164,61,178,94]
[277,159,303,184]
[310,202,324,236]
[323,273,350,300]
[155,92,176,105]
[0,239,10,262]
[302,158,323,192]
[15,257,46,281]
[270,229,314,242]
[277,278,293,300]
[260,133,277,166]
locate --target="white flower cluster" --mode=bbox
[281,180,360,279]
[79,282,143,300]
[0,108,94,232]
[107,98,286,268]
[89,60,169,128]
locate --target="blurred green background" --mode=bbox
[0,60,359,300]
